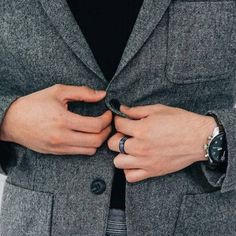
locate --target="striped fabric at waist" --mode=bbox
[105,208,127,236]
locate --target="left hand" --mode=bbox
[108,104,217,183]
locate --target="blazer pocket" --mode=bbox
[166,0,235,84]
[0,182,53,236]
[173,190,236,236]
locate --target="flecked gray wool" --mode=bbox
[0,0,236,235]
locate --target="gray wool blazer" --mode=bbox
[0,0,236,235]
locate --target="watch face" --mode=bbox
[209,133,227,163]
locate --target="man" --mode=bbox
[0,0,235,235]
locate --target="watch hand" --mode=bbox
[221,152,226,161]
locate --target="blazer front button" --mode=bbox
[105,98,130,118]
[90,178,106,195]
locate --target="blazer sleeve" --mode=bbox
[201,108,236,193]
[0,47,24,175]
[0,94,19,175]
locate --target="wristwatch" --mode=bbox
[204,112,228,170]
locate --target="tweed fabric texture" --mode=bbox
[0,0,236,235]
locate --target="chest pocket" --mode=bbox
[166,0,236,84]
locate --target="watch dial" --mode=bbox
[209,133,227,162]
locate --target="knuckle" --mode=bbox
[48,134,62,146]
[113,158,120,168]
[106,111,113,122]
[157,103,165,108]
[52,84,63,93]
[106,126,112,136]
[114,116,119,125]
[115,126,120,133]
[136,126,149,140]
[80,86,94,94]
[125,173,136,183]
[106,125,112,133]
[93,136,103,147]
[137,145,147,156]
[94,122,104,133]
[87,148,97,156]
[79,85,88,91]
[52,115,65,127]
[107,137,113,149]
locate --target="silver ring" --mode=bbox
[119,136,129,154]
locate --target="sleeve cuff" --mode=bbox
[0,95,19,125]
[0,95,20,175]
[201,108,236,193]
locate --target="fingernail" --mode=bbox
[96,90,106,94]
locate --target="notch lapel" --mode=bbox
[112,0,172,80]
[39,0,172,83]
[39,0,107,82]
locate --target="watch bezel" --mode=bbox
[208,132,227,165]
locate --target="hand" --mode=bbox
[108,104,217,183]
[0,84,112,155]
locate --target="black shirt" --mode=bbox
[66,0,144,209]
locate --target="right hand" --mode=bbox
[0,84,112,155]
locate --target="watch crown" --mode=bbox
[208,135,213,140]
[203,144,208,150]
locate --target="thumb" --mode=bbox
[120,105,151,119]
[59,85,106,103]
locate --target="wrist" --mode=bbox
[0,117,12,142]
[204,115,218,137]
[0,97,21,142]
[195,116,218,162]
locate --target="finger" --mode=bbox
[108,133,141,156]
[64,125,112,148]
[65,110,113,133]
[120,104,166,119]
[120,105,152,119]
[108,132,125,152]
[51,146,97,156]
[114,116,140,137]
[113,154,143,169]
[55,84,106,103]
[124,169,149,183]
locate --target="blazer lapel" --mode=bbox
[39,0,107,82]
[39,0,172,83]
[112,0,172,80]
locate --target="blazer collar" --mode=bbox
[39,0,172,82]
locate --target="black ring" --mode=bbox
[119,136,129,154]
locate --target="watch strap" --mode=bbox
[205,112,225,133]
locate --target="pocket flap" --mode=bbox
[0,182,53,236]
[174,191,236,235]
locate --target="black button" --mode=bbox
[105,98,130,118]
[109,99,121,111]
[90,178,106,195]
